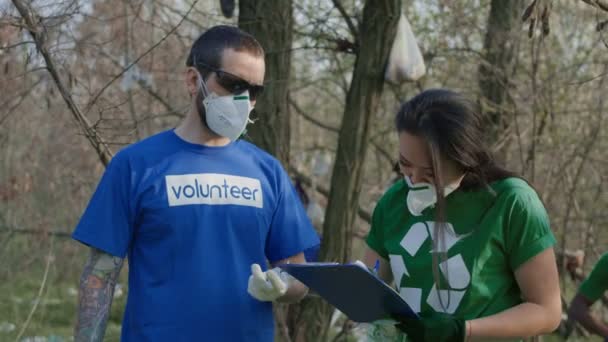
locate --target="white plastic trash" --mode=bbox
[385,13,426,83]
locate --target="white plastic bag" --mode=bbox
[385,13,426,83]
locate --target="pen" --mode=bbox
[373,259,380,275]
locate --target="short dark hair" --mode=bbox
[186,25,264,77]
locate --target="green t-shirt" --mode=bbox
[579,253,608,303]
[365,177,555,339]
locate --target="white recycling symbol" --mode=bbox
[390,221,471,314]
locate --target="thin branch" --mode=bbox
[0,78,42,126]
[95,49,182,118]
[558,67,605,287]
[370,137,396,167]
[568,71,608,85]
[0,40,35,50]
[289,96,339,132]
[155,1,206,30]
[123,0,141,140]
[0,227,71,238]
[331,0,358,40]
[11,0,114,166]
[14,237,53,342]
[0,16,25,27]
[289,95,396,169]
[580,0,608,13]
[84,0,199,116]
[136,109,187,123]
[289,165,372,223]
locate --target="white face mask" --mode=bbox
[404,176,459,216]
[198,75,253,141]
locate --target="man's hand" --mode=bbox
[247,263,290,302]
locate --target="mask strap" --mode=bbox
[197,72,211,98]
[192,54,211,98]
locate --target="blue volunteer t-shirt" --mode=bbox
[72,129,320,342]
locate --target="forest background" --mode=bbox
[0,0,607,341]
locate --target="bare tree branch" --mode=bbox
[94,49,182,118]
[0,227,71,238]
[288,165,372,223]
[289,96,339,132]
[557,66,605,287]
[0,40,35,50]
[580,0,608,13]
[289,95,396,169]
[14,237,53,342]
[11,0,114,165]
[0,78,42,126]
[331,0,358,41]
[0,16,25,28]
[155,1,206,30]
[84,0,199,117]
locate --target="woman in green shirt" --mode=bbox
[363,89,561,341]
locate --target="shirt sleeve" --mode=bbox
[265,165,320,263]
[504,186,556,270]
[578,253,608,303]
[366,199,388,259]
[72,151,137,258]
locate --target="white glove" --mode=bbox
[352,260,368,270]
[247,263,290,302]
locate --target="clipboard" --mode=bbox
[278,263,419,323]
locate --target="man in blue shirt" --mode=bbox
[72,25,320,342]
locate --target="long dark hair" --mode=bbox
[396,88,517,192]
[395,89,517,311]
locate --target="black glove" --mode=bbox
[394,312,466,342]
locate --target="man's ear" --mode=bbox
[185,67,200,97]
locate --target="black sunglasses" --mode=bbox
[196,62,264,100]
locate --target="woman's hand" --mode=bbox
[394,312,466,342]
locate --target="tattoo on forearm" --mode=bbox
[74,249,124,342]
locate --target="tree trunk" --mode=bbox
[293,1,401,340]
[238,3,295,341]
[478,0,523,158]
[238,0,293,166]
